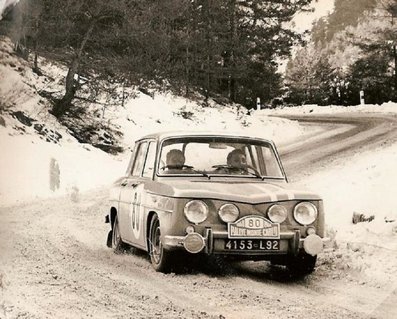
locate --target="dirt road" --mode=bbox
[1,113,396,319]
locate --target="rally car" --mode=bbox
[106,131,327,274]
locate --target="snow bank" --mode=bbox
[0,127,126,206]
[303,145,397,246]
[112,92,303,149]
[258,102,397,115]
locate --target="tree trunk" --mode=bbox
[393,43,397,101]
[32,18,41,74]
[53,19,96,118]
[204,0,211,105]
[228,0,236,102]
[185,45,190,97]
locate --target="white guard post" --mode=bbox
[256,97,261,110]
[360,90,365,105]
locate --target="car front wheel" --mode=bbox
[149,214,173,272]
[287,252,317,276]
[112,215,125,253]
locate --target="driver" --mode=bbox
[227,149,247,169]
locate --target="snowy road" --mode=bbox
[1,113,397,319]
[279,113,397,181]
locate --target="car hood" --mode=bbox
[147,179,321,204]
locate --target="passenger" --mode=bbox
[164,149,185,173]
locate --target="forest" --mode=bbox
[286,0,397,105]
[1,0,396,114]
[0,0,313,116]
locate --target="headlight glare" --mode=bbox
[184,200,208,224]
[294,202,318,225]
[267,204,287,223]
[218,203,239,223]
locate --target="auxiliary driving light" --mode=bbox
[184,200,208,224]
[184,233,205,254]
[218,203,239,223]
[303,234,323,256]
[293,202,318,225]
[268,204,287,223]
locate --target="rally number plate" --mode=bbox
[228,215,280,239]
[225,239,280,251]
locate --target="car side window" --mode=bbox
[131,142,148,176]
[262,145,283,177]
[125,150,135,176]
[246,146,259,169]
[142,141,157,178]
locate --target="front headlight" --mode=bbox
[218,203,239,223]
[267,204,287,223]
[184,200,208,224]
[293,202,318,225]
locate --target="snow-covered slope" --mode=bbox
[0,36,303,206]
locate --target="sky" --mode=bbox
[293,0,335,32]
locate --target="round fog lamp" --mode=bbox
[218,203,239,223]
[303,234,323,256]
[294,202,318,225]
[184,233,205,253]
[268,204,287,223]
[184,200,208,224]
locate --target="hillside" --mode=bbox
[286,0,397,106]
[0,36,304,206]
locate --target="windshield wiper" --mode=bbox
[190,169,212,180]
[212,164,264,180]
[245,170,265,180]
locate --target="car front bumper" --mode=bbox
[163,229,329,257]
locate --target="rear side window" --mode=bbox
[142,141,157,178]
[131,142,148,176]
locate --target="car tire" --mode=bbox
[112,215,126,253]
[287,252,317,276]
[149,214,173,273]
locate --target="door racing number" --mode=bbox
[129,188,144,239]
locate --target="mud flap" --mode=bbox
[106,230,113,248]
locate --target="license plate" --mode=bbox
[225,239,280,251]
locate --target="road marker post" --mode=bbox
[360,90,365,105]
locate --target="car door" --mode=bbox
[118,141,148,247]
[118,140,157,249]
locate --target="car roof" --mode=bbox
[136,131,274,144]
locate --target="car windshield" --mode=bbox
[157,136,284,178]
